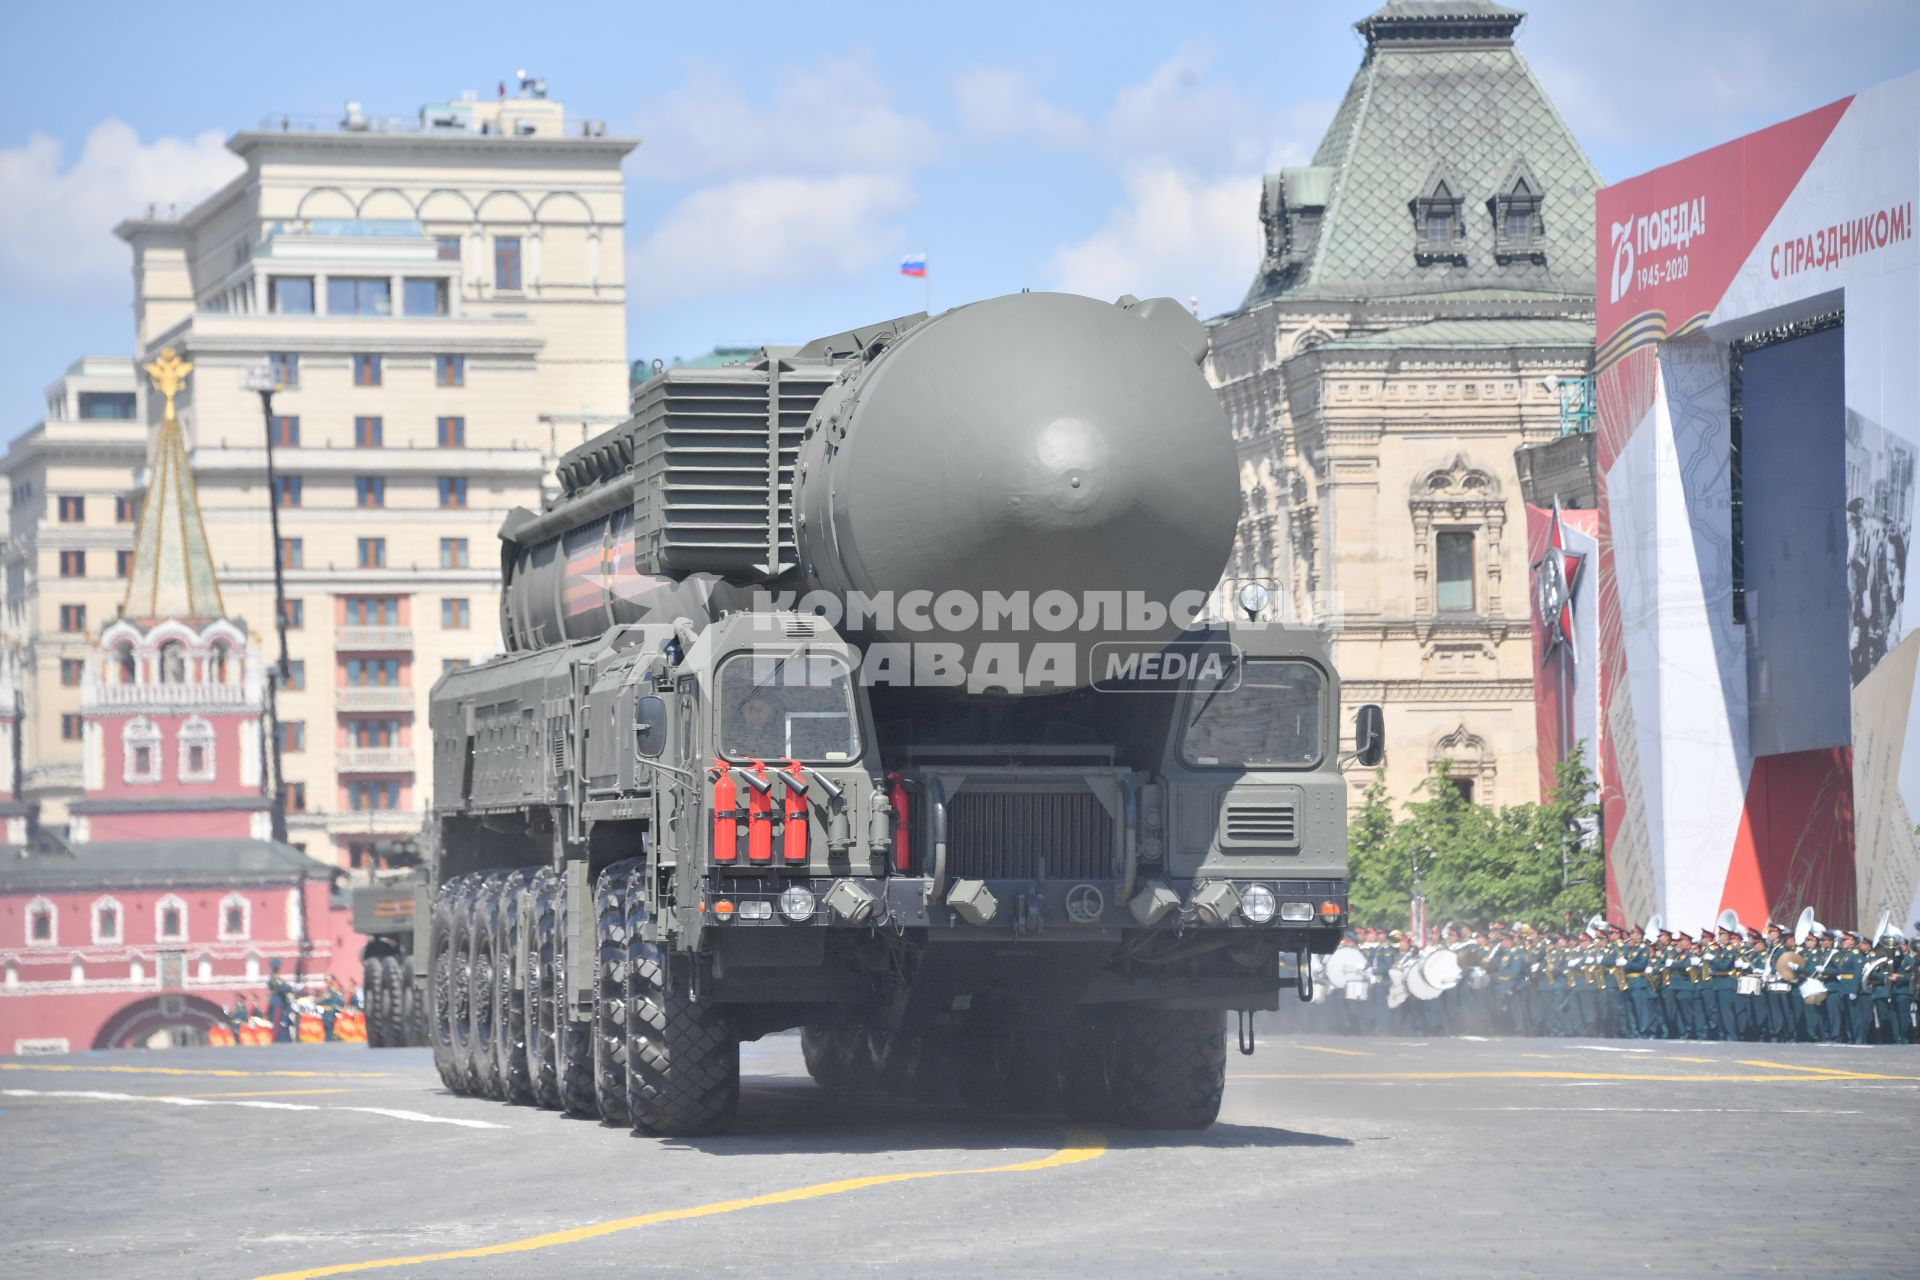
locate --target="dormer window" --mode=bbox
[1411,168,1466,265]
[1491,165,1546,263]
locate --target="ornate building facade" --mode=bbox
[1208,0,1600,809]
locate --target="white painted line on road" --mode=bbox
[1573,1044,1655,1053]
[1,1088,505,1130]
[1456,1106,1863,1115]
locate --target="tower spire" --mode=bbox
[124,348,226,622]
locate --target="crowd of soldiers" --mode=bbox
[218,959,360,1043]
[1291,917,1919,1043]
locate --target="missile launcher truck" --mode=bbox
[418,291,1381,1135]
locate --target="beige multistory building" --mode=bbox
[1208,1,1599,811]
[6,83,636,869]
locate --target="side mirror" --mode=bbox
[1353,703,1385,768]
[635,694,667,757]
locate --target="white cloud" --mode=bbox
[1104,47,1330,177]
[0,120,242,298]
[630,173,916,306]
[953,67,1091,149]
[629,58,937,182]
[1046,165,1261,316]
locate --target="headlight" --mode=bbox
[1280,901,1314,922]
[1239,883,1277,924]
[779,884,817,923]
[737,900,773,921]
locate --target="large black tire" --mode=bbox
[800,1025,872,1091]
[554,870,598,1118]
[363,956,390,1048]
[430,876,472,1093]
[593,865,634,1126]
[1101,1007,1226,1130]
[626,897,739,1137]
[525,869,563,1109]
[400,954,424,1048]
[955,1014,1058,1115]
[494,870,536,1104]
[466,874,507,1099]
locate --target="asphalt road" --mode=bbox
[4,1032,1917,1279]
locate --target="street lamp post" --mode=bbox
[243,368,293,848]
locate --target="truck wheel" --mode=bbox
[1102,1007,1226,1130]
[495,870,536,1104]
[400,954,423,1048]
[1056,1010,1120,1124]
[593,865,634,1126]
[627,899,739,1137]
[525,869,562,1109]
[955,1014,1057,1114]
[431,876,472,1093]
[554,870,597,1119]
[362,957,388,1048]
[466,874,508,1099]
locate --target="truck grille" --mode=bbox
[1224,803,1297,845]
[947,789,1115,880]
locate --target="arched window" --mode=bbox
[219,892,251,942]
[208,644,231,685]
[155,894,188,943]
[91,895,123,945]
[179,716,216,782]
[115,644,137,685]
[124,717,162,784]
[159,641,187,684]
[26,896,57,947]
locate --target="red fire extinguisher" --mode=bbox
[709,760,739,863]
[887,770,911,873]
[743,760,774,863]
[779,759,809,863]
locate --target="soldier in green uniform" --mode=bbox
[1892,935,1917,1044]
[1760,923,1793,1044]
[1802,930,1838,1042]
[1622,927,1655,1039]
[1708,926,1742,1041]
[265,957,294,1044]
[1828,932,1865,1044]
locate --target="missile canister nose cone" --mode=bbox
[794,291,1238,694]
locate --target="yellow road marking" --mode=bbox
[1670,1056,1719,1064]
[254,1128,1107,1280]
[1293,1044,1370,1057]
[1737,1059,1877,1079]
[1230,1069,1920,1083]
[0,1063,392,1081]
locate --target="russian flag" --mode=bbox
[899,253,927,278]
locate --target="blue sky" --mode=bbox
[2,0,1916,431]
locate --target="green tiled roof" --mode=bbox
[1316,315,1594,351]
[1246,1,1600,308]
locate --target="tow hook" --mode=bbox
[1295,946,1313,1003]
[1237,1008,1256,1056]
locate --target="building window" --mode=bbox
[494,236,522,291]
[269,352,299,387]
[273,415,300,447]
[438,476,467,508]
[442,658,470,675]
[440,537,469,569]
[158,642,187,683]
[1491,170,1545,263]
[92,897,122,945]
[348,719,402,747]
[156,895,187,942]
[179,717,216,781]
[270,276,315,314]
[59,550,85,577]
[285,659,306,691]
[1411,170,1467,265]
[1435,531,1475,612]
[116,549,132,578]
[442,597,470,629]
[282,598,305,630]
[436,235,461,262]
[353,354,382,387]
[274,475,302,508]
[437,416,465,448]
[219,894,250,941]
[348,780,403,811]
[357,537,387,568]
[280,537,303,569]
[288,780,308,812]
[279,720,306,753]
[1452,777,1475,804]
[435,355,464,387]
[344,596,400,625]
[57,495,85,523]
[356,476,386,508]
[124,717,162,783]
[27,897,56,946]
[345,657,403,687]
[404,278,448,316]
[115,496,135,523]
[60,658,84,686]
[328,277,392,317]
[59,603,86,632]
[78,392,137,420]
[354,415,384,448]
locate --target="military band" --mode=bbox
[1300,913,1918,1043]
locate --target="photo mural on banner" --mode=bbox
[1593,72,1920,936]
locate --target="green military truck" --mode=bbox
[351,837,427,1047]
[414,292,1380,1134]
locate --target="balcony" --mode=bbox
[335,626,413,652]
[335,687,414,712]
[323,809,425,836]
[337,747,413,773]
[88,681,253,708]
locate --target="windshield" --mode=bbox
[1180,658,1325,768]
[717,651,861,762]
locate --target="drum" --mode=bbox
[1324,947,1369,989]
[1343,980,1371,1001]
[1387,967,1411,1009]
[1799,977,1829,1005]
[1467,967,1491,991]
[1736,973,1763,996]
[1418,946,1464,994]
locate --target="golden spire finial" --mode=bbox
[143,347,192,421]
